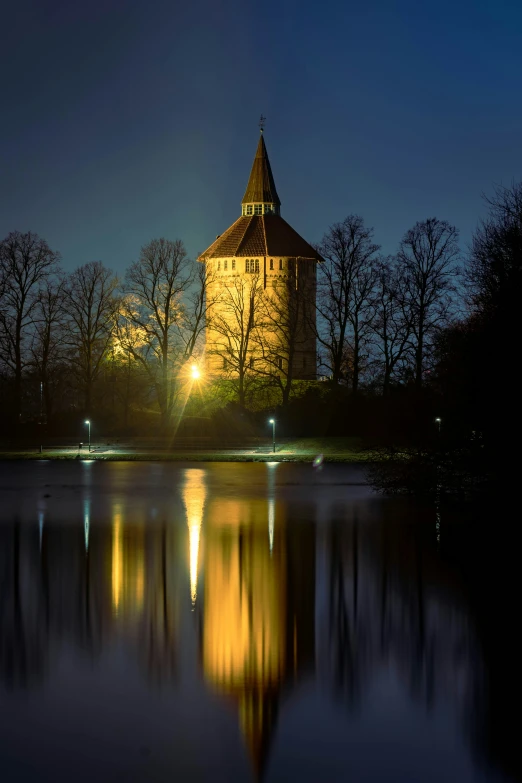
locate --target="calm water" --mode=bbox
[0,461,518,782]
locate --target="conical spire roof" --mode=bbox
[242,134,281,207]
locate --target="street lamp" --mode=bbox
[84,419,91,452]
[269,418,276,453]
[435,417,441,434]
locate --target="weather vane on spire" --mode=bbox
[259,114,266,133]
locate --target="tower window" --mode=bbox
[269,259,274,270]
[245,259,250,273]
[246,205,253,215]
[264,204,273,214]
[232,259,236,270]
[224,259,228,271]
[254,204,263,215]
[279,259,283,270]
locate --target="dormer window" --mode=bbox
[242,202,280,217]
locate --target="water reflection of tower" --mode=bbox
[202,467,315,779]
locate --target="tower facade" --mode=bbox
[198,132,322,384]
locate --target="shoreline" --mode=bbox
[0,448,376,464]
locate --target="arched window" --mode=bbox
[232,259,236,270]
[269,259,274,270]
[217,260,221,271]
[245,259,250,273]
[249,356,255,369]
[224,259,228,271]
[279,259,283,270]
[254,259,260,273]
[277,357,283,370]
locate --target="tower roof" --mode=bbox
[242,134,281,207]
[197,215,323,262]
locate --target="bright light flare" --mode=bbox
[191,364,201,380]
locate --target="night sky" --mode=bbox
[2,0,522,274]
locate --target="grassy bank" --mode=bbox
[0,437,377,463]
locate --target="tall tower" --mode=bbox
[198,130,322,384]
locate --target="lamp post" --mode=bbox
[435,417,441,434]
[269,418,276,453]
[85,419,91,452]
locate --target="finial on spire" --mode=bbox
[259,114,266,133]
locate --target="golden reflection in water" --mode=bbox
[111,503,145,619]
[203,498,286,773]
[181,469,207,607]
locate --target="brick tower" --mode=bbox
[198,130,322,387]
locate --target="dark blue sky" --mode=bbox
[2,0,521,274]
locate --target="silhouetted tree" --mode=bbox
[31,277,67,421]
[372,258,412,394]
[255,266,310,407]
[119,239,207,429]
[63,261,119,414]
[0,231,61,418]
[316,216,380,389]
[209,272,264,407]
[397,218,460,388]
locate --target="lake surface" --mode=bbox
[0,461,518,782]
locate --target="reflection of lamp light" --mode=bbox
[111,503,145,618]
[266,462,278,554]
[112,508,123,614]
[182,469,206,607]
[84,498,90,552]
[38,510,44,550]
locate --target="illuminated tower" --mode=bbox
[198,127,322,380]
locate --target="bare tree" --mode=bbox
[467,181,522,319]
[63,261,119,414]
[118,239,207,429]
[209,272,264,407]
[255,266,309,407]
[372,259,412,394]
[0,231,61,418]
[397,218,460,388]
[316,216,380,390]
[31,277,67,421]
